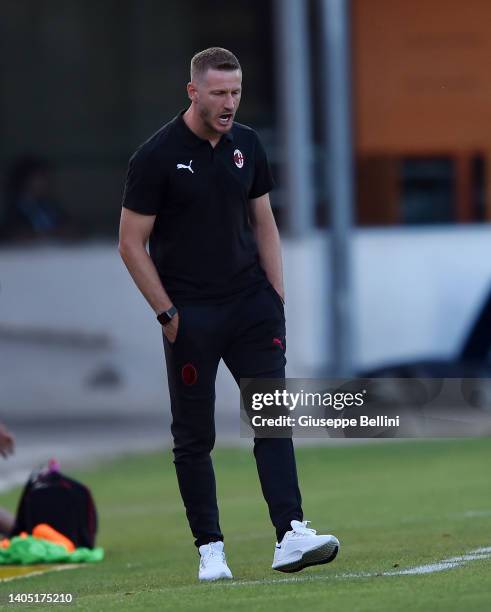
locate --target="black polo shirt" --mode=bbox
[122,111,274,304]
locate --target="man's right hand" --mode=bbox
[162,312,180,344]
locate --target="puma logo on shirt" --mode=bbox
[177,160,194,173]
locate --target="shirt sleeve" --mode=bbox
[121,147,166,215]
[248,132,275,199]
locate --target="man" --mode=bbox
[119,47,339,581]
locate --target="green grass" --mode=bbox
[0,438,490,611]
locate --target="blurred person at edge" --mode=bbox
[0,422,15,536]
[0,156,77,242]
[119,47,339,581]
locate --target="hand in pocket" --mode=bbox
[162,312,180,344]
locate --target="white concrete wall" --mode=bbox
[283,226,491,372]
[354,226,491,368]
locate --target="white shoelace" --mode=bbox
[290,520,317,537]
[200,542,225,566]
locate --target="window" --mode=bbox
[356,154,486,226]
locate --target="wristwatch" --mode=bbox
[157,306,177,326]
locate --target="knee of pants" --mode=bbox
[253,437,294,453]
[172,430,216,465]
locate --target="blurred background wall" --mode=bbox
[353,0,491,225]
[0,0,275,234]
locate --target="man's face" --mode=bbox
[188,68,242,135]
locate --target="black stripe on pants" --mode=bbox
[162,283,303,547]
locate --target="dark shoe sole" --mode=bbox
[273,541,339,573]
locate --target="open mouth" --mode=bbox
[218,113,233,126]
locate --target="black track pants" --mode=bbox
[163,283,303,547]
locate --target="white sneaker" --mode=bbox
[198,541,233,581]
[272,520,340,573]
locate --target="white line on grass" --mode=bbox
[212,546,491,588]
[461,510,491,518]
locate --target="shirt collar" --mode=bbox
[175,110,234,149]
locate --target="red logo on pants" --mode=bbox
[182,363,198,386]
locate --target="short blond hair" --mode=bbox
[190,47,241,81]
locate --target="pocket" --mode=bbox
[166,310,184,346]
[268,284,285,315]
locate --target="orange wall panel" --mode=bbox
[352,0,491,153]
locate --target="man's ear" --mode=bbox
[187,81,197,102]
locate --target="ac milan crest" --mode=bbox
[234,149,244,168]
